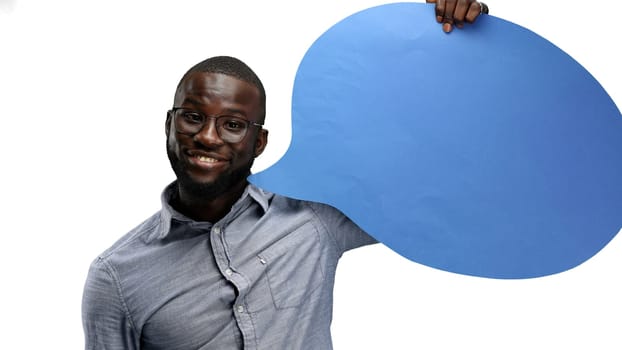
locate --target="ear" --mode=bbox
[165,111,172,136]
[253,128,269,158]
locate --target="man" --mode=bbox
[82,1,488,349]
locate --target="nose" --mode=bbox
[193,117,224,146]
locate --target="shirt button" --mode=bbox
[213,227,221,234]
[225,268,233,276]
[236,305,245,313]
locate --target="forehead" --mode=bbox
[175,72,261,115]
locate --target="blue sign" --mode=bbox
[250,3,622,279]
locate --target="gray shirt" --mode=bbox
[82,182,376,349]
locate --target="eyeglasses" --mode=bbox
[170,107,263,143]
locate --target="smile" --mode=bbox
[196,155,220,163]
[186,152,229,170]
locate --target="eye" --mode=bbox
[181,111,203,124]
[221,117,248,132]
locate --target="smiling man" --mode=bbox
[82,2,488,349]
[82,56,377,350]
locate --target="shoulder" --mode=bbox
[93,211,161,264]
[264,190,345,219]
[261,190,376,251]
[261,191,352,237]
[84,210,163,307]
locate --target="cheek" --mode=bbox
[167,131,184,153]
[166,121,188,149]
[233,143,257,161]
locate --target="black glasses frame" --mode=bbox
[169,107,263,143]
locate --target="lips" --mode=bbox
[185,150,229,169]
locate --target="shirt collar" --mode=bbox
[156,181,273,240]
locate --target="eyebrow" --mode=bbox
[180,98,248,117]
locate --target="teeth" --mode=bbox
[196,156,218,163]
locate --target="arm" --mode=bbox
[82,259,139,350]
[427,0,489,32]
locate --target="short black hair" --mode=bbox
[175,56,266,121]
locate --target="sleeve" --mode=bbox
[309,202,378,254]
[82,258,139,350]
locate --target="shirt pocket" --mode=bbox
[257,220,324,309]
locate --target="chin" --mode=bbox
[174,163,252,200]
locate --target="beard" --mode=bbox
[167,142,254,201]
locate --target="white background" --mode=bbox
[1,0,620,348]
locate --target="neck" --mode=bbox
[173,180,248,223]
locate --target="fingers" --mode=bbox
[442,0,458,33]
[433,0,489,33]
[453,0,470,28]
[435,0,445,23]
[465,1,486,23]
[436,0,458,33]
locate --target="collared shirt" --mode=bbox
[82,182,376,350]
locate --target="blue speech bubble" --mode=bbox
[250,3,622,279]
